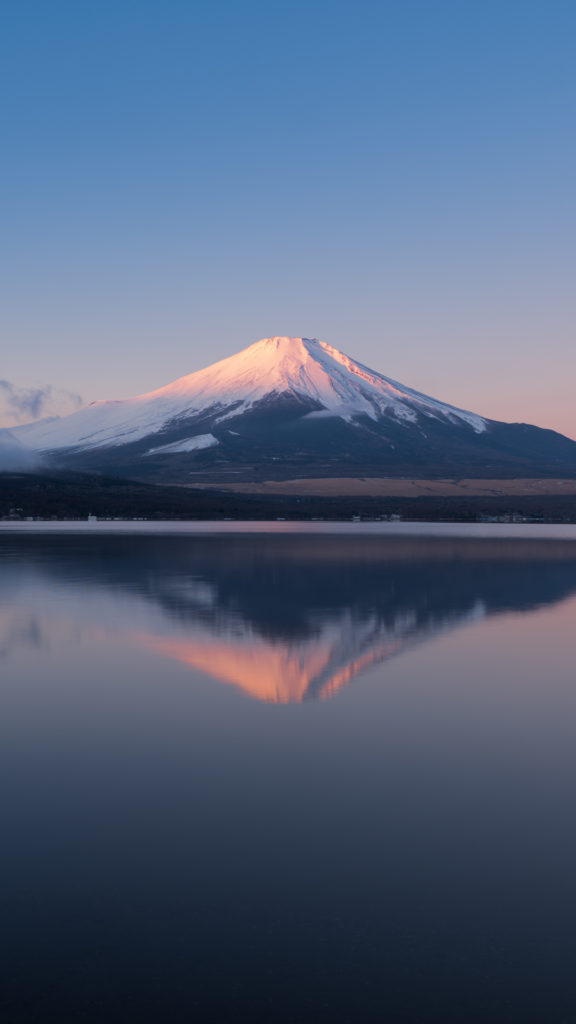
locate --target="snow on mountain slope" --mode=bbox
[145,433,219,456]
[16,337,487,454]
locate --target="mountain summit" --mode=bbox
[15,336,576,482]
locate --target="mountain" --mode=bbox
[13,337,576,482]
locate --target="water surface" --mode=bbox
[2,524,576,1021]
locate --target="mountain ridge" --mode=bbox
[11,336,576,482]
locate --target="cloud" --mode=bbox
[0,428,42,470]
[0,380,84,427]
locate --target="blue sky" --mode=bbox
[1,0,575,434]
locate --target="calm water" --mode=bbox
[2,523,576,1022]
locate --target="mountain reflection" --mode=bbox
[142,609,458,704]
[2,532,576,702]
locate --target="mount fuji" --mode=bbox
[14,337,576,482]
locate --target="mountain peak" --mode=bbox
[13,334,490,455]
[11,333,576,480]
[255,342,313,350]
[241,335,320,362]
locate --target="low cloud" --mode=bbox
[0,380,84,427]
[0,428,42,470]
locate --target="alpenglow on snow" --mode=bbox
[12,337,576,481]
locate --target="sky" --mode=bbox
[1,0,575,436]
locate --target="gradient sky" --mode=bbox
[1,0,575,435]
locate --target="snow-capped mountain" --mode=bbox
[13,337,576,481]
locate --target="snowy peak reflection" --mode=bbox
[143,607,476,704]
[130,536,576,702]
[3,533,576,703]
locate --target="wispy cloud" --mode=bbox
[0,428,41,470]
[0,381,83,427]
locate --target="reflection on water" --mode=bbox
[3,532,576,702]
[3,527,576,1023]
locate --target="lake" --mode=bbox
[2,522,576,1022]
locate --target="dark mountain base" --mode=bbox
[3,471,576,523]
[52,412,576,484]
